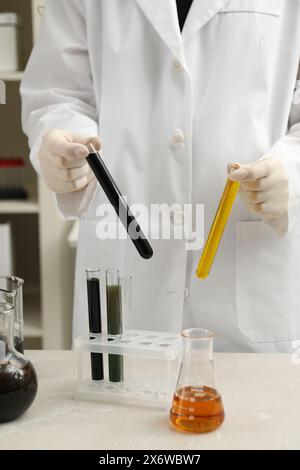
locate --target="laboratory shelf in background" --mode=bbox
[0,71,24,82]
[0,199,39,214]
[0,0,75,350]
[24,311,42,338]
[24,291,42,338]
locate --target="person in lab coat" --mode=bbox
[21,0,300,353]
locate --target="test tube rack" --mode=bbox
[74,330,183,409]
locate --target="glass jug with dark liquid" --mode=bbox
[0,302,38,422]
[0,276,24,353]
[170,328,225,433]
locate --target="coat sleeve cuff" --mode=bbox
[263,130,300,235]
[55,178,98,220]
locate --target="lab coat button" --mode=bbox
[172,59,184,72]
[171,132,185,146]
[184,288,189,299]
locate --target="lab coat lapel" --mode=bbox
[182,0,231,45]
[135,0,185,65]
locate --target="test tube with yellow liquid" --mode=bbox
[196,177,240,279]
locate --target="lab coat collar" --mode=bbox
[136,0,230,65]
[182,0,231,45]
[135,0,185,65]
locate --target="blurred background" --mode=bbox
[0,0,75,350]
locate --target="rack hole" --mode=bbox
[158,343,171,348]
[101,384,118,392]
[139,342,153,346]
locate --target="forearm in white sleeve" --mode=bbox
[21,0,99,219]
[265,73,300,234]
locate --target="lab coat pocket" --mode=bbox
[220,0,280,16]
[236,221,300,343]
[217,0,281,53]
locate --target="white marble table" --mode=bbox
[0,351,299,450]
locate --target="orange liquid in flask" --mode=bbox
[170,385,225,433]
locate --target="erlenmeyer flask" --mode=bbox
[0,302,38,423]
[170,328,224,433]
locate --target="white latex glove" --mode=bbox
[228,158,289,235]
[38,129,101,194]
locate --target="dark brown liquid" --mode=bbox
[0,361,38,423]
[170,386,225,433]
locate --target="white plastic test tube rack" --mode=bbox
[74,330,183,409]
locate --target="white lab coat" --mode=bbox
[21,0,300,352]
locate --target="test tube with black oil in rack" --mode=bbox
[86,269,104,381]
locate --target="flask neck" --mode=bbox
[0,276,23,318]
[183,336,213,362]
[0,276,23,299]
[0,306,15,362]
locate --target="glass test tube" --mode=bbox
[196,179,240,279]
[119,276,133,332]
[86,143,153,260]
[106,270,124,383]
[86,269,104,381]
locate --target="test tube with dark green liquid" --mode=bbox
[106,270,124,382]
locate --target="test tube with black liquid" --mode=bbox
[106,270,124,383]
[86,143,153,261]
[86,269,104,381]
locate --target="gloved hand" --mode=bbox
[228,158,289,233]
[38,129,101,194]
